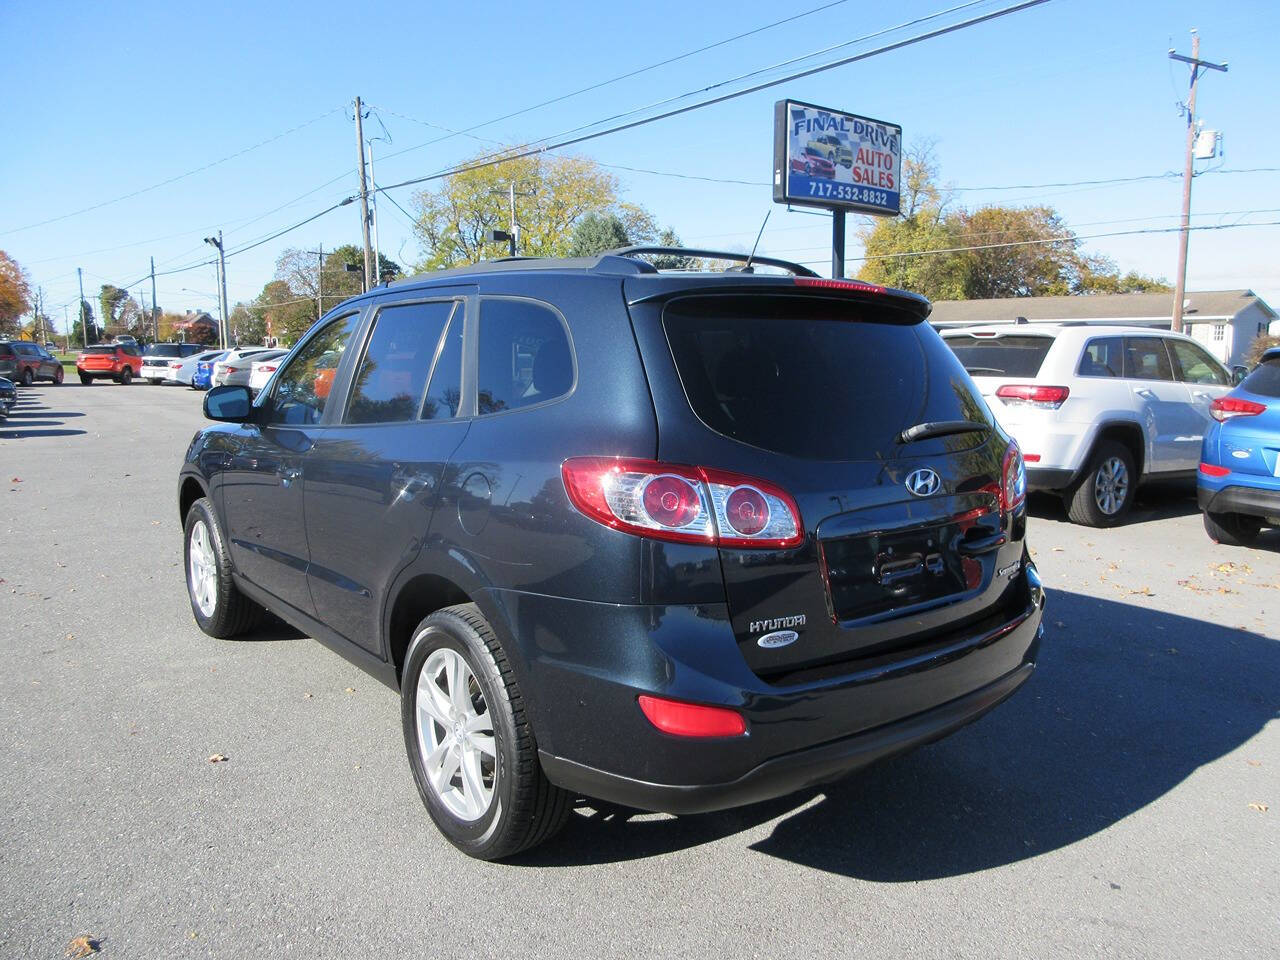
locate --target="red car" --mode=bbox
[76,343,144,385]
[790,146,836,179]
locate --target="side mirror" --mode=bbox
[204,385,254,423]
[1232,365,1249,385]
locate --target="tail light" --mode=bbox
[1210,397,1266,421]
[1001,442,1027,512]
[996,384,1070,408]
[169,361,182,368]
[1199,462,1231,477]
[637,695,746,738]
[259,364,278,374]
[561,457,803,549]
[224,366,239,374]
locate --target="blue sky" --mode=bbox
[2,0,1277,328]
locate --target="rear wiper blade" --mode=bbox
[964,366,1005,375]
[898,420,990,444]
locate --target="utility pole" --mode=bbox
[368,143,382,281]
[353,96,374,291]
[490,182,535,256]
[62,305,69,353]
[204,232,230,348]
[150,256,158,342]
[77,267,87,347]
[316,244,324,320]
[1169,31,1228,333]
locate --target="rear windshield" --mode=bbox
[943,333,1054,377]
[144,344,184,358]
[84,346,117,355]
[662,295,991,461]
[1241,357,1280,398]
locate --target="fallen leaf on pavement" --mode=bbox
[65,935,100,957]
[1129,586,1154,596]
[1247,802,1268,813]
[303,692,313,699]
[207,753,229,764]
[11,477,21,483]
[1246,759,1261,767]
[344,687,355,694]
[1051,547,1064,552]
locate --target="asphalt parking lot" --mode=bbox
[1,382,1276,960]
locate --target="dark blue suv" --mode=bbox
[178,248,1044,859]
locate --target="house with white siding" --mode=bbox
[929,290,1276,367]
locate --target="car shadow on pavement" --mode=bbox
[1029,483,1201,526]
[0,395,87,438]
[517,590,1279,874]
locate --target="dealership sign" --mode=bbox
[773,100,902,216]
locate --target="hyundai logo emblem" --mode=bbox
[905,468,942,497]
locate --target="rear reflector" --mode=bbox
[1210,396,1266,421]
[562,458,803,549]
[794,277,886,294]
[1023,453,1041,463]
[1199,462,1231,478]
[996,384,1070,408]
[637,695,747,738]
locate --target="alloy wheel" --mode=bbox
[1093,456,1129,516]
[415,648,497,822]
[187,520,217,617]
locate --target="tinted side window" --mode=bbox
[1167,339,1228,385]
[1124,337,1174,381]
[422,310,463,420]
[0,345,11,356]
[264,313,359,425]
[1078,337,1123,377]
[1240,357,1280,398]
[476,299,574,415]
[345,300,456,424]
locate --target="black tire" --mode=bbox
[182,496,264,639]
[21,368,33,386]
[53,367,63,385]
[79,373,93,385]
[148,378,162,385]
[1203,510,1262,546]
[401,603,570,860]
[120,367,133,385]
[1065,440,1136,527]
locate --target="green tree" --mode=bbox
[568,213,630,257]
[98,284,128,333]
[254,279,313,346]
[229,303,267,345]
[410,150,639,269]
[71,300,100,345]
[0,250,32,338]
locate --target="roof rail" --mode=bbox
[605,246,820,278]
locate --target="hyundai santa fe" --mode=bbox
[179,247,1044,860]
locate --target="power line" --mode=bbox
[370,0,864,165]
[1,106,346,237]
[375,0,1052,198]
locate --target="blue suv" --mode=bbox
[178,248,1044,859]
[1198,346,1280,544]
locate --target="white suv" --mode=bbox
[942,323,1241,526]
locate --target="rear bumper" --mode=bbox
[1026,466,1075,492]
[540,659,1035,814]
[487,565,1044,815]
[1198,481,1280,518]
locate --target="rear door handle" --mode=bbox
[1135,388,1156,398]
[280,467,302,485]
[1193,390,1214,401]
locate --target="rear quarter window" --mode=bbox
[476,298,574,415]
[663,295,991,461]
[943,333,1054,378]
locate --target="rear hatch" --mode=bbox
[940,329,1057,428]
[626,281,1027,683]
[1213,358,1280,478]
[79,346,118,370]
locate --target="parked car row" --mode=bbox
[0,340,63,385]
[938,320,1280,546]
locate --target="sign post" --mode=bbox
[773,99,902,278]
